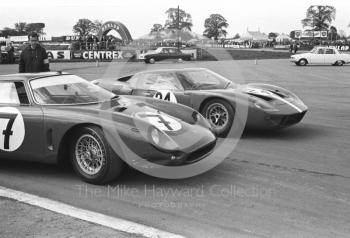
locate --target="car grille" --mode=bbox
[186,141,216,164]
[280,111,306,126]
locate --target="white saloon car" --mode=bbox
[290,47,350,66]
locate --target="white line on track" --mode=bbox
[0,186,186,238]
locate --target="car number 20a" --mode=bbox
[0,107,25,152]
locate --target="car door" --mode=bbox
[324,48,337,64]
[158,48,169,61]
[168,48,178,60]
[0,81,44,161]
[310,48,325,64]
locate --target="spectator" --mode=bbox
[19,32,50,73]
[293,42,298,54]
[7,42,15,64]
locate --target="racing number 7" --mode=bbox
[0,113,18,150]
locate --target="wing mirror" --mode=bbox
[112,84,132,95]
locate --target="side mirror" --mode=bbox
[112,84,132,95]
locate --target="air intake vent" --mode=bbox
[247,93,273,102]
[114,106,127,112]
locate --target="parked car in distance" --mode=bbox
[291,46,350,66]
[142,47,192,64]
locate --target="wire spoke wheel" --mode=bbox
[75,134,105,175]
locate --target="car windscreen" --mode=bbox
[310,48,318,53]
[30,75,115,105]
[178,69,235,89]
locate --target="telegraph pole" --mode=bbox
[177,5,180,50]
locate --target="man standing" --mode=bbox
[19,32,50,73]
[293,42,298,54]
[7,42,15,64]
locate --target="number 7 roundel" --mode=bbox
[0,107,25,152]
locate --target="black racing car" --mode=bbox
[0,72,216,184]
[141,47,192,64]
[92,68,308,136]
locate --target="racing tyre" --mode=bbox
[149,58,155,64]
[336,60,344,66]
[298,59,307,66]
[201,99,235,137]
[71,126,124,184]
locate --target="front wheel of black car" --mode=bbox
[149,58,155,64]
[201,99,235,137]
[71,126,124,184]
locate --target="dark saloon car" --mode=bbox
[141,47,192,64]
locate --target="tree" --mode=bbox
[25,23,45,34]
[91,20,103,34]
[0,27,19,37]
[164,7,193,31]
[233,33,240,39]
[338,30,347,39]
[301,5,336,30]
[268,32,278,39]
[150,24,163,33]
[203,14,229,40]
[14,22,27,34]
[73,19,94,36]
[290,31,296,39]
[329,26,337,41]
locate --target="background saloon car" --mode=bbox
[290,46,350,66]
[142,47,192,63]
[92,68,308,137]
[0,72,216,184]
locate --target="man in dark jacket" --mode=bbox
[7,42,15,64]
[19,32,50,73]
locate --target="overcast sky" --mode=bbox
[1,0,350,38]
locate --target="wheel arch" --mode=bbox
[57,123,102,165]
[298,58,308,64]
[198,96,235,113]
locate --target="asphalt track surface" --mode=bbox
[0,59,350,238]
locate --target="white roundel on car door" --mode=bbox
[153,90,177,103]
[135,112,182,132]
[0,107,25,152]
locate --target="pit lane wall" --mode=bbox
[45,49,198,61]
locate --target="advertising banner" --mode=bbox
[321,31,328,38]
[295,30,328,38]
[72,50,136,60]
[335,45,350,51]
[46,50,71,60]
[64,36,81,41]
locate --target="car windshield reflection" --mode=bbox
[183,69,236,90]
[30,75,115,105]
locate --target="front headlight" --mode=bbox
[149,127,178,151]
[251,98,279,112]
[150,128,160,144]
